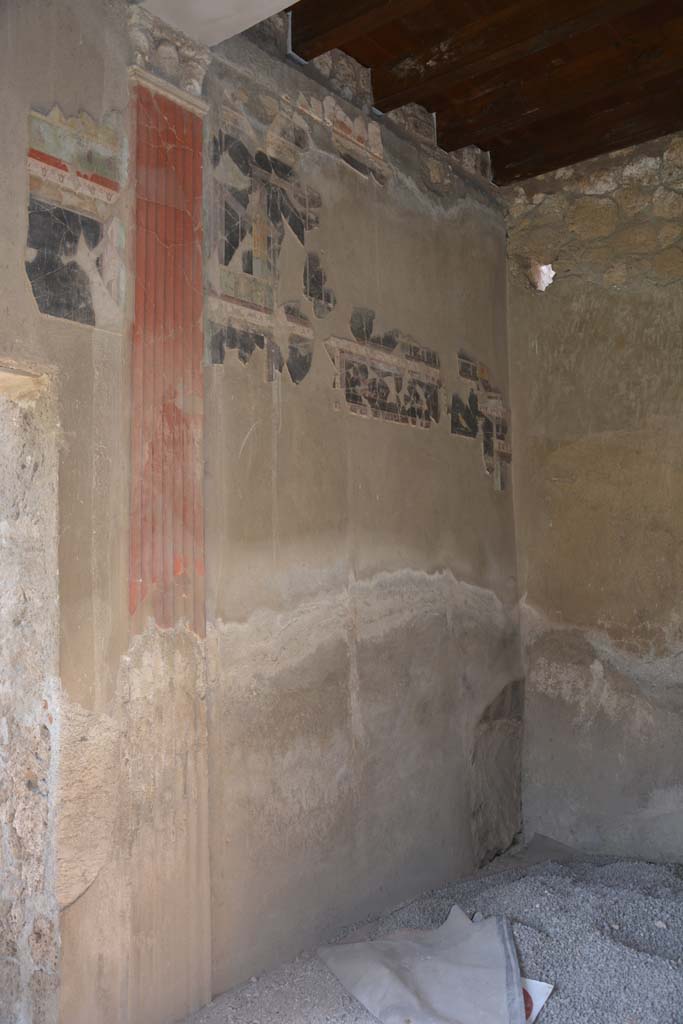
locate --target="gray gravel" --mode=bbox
[186,857,683,1024]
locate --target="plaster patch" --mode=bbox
[58,624,211,1023]
[56,702,120,909]
[531,651,655,733]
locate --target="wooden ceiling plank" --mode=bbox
[355,21,425,66]
[429,0,679,115]
[437,7,683,150]
[393,0,502,49]
[492,65,683,156]
[371,0,657,109]
[337,33,397,69]
[290,0,431,59]
[489,72,683,181]
[290,0,681,184]
[495,116,683,182]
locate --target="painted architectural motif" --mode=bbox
[451,353,511,488]
[326,308,441,428]
[25,107,124,330]
[128,79,207,634]
[23,17,512,653]
[206,107,334,386]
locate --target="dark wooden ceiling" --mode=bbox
[288,0,683,184]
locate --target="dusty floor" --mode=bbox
[188,852,683,1024]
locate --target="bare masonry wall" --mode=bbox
[0,379,59,1024]
[505,133,683,860]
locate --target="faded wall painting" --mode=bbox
[207,109,332,386]
[326,308,441,428]
[451,353,511,488]
[205,93,511,485]
[25,107,125,331]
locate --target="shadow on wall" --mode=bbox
[471,679,524,866]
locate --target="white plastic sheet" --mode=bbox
[319,904,528,1024]
[522,978,553,1023]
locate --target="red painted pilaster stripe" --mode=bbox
[130,83,206,635]
[191,110,206,636]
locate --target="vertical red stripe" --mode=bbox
[151,90,164,625]
[174,104,189,622]
[129,86,146,616]
[169,98,182,628]
[141,88,156,617]
[130,84,205,636]
[160,93,174,629]
[191,112,206,637]
[180,104,191,629]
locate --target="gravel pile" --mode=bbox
[186,856,683,1024]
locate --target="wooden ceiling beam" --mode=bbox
[437,4,683,151]
[489,70,683,182]
[289,0,429,60]
[371,0,657,109]
[289,0,683,182]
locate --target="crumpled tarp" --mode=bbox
[318,903,526,1024]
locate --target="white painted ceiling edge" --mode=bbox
[138,0,300,46]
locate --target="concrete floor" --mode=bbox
[186,844,683,1024]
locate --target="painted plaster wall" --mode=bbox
[505,134,683,860]
[1,3,211,1023]
[2,4,521,1022]
[1,5,128,1023]
[202,35,521,994]
[1,0,130,718]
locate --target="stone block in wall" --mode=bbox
[621,153,661,186]
[613,184,652,216]
[385,103,436,147]
[242,12,289,57]
[574,168,619,195]
[658,223,683,247]
[611,223,659,254]
[652,186,683,219]
[662,137,683,186]
[308,48,374,112]
[652,245,683,281]
[567,196,618,239]
[450,145,492,182]
[128,4,211,96]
